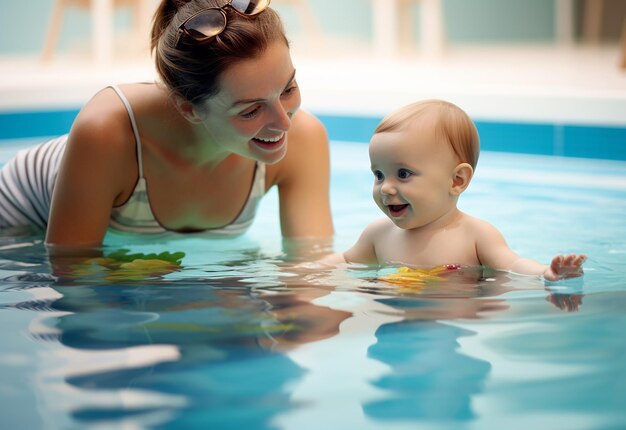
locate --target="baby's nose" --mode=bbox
[380,181,396,195]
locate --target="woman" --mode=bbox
[0,0,333,250]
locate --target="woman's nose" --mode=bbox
[269,101,292,131]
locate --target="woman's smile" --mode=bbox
[251,132,286,152]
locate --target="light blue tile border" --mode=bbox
[0,109,79,140]
[318,114,626,161]
[1,110,625,161]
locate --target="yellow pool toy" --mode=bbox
[70,250,185,281]
[379,264,461,290]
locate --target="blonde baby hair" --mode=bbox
[374,99,480,170]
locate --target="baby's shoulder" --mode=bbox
[461,213,495,231]
[461,213,492,227]
[459,213,504,238]
[362,217,396,237]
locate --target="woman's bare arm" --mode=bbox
[46,91,136,249]
[272,110,334,239]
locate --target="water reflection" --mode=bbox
[298,264,586,425]
[359,268,500,423]
[0,236,595,429]
[364,319,490,421]
[0,236,351,429]
[48,274,349,428]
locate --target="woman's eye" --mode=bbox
[373,170,384,181]
[240,106,261,119]
[282,85,298,97]
[398,168,412,179]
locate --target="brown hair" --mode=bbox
[151,0,288,105]
[374,99,480,170]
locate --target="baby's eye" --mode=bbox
[373,170,384,181]
[397,168,413,179]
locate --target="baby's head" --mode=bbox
[374,99,480,170]
[369,100,480,229]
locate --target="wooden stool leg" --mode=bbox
[419,0,445,57]
[41,0,66,62]
[92,0,114,64]
[398,0,414,54]
[291,0,323,45]
[137,0,152,43]
[582,0,604,45]
[620,18,626,70]
[132,0,153,53]
[372,0,400,57]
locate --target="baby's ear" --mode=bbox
[451,163,473,195]
[172,95,206,124]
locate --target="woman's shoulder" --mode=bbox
[284,110,327,150]
[70,84,157,151]
[285,109,328,161]
[266,109,329,184]
[291,109,325,128]
[64,85,153,171]
[72,87,131,142]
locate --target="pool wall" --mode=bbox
[318,114,626,160]
[1,108,625,161]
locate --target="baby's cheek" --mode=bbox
[372,188,381,204]
[372,194,386,213]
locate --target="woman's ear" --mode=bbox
[173,95,206,124]
[451,163,473,195]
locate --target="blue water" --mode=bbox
[1,140,626,429]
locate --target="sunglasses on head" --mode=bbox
[175,0,271,47]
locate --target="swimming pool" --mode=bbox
[1,139,626,429]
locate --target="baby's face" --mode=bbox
[369,115,460,230]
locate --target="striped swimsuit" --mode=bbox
[0,136,66,229]
[0,85,266,237]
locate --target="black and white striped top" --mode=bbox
[0,135,67,229]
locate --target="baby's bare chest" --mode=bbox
[376,228,480,268]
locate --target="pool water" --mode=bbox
[1,140,626,429]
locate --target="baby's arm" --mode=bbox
[318,219,383,266]
[475,220,585,281]
[542,254,586,281]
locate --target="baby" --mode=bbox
[324,99,585,281]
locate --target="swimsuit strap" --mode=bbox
[109,85,144,179]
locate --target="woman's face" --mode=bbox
[200,40,301,164]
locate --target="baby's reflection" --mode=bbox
[358,268,498,422]
[359,266,583,423]
[365,319,490,421]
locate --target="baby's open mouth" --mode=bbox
[388,204,409,216]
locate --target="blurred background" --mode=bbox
[0,0,625,158]
[1,0,625,58]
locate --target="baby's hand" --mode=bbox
[543,254,586,281]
